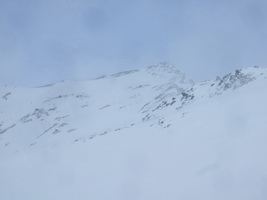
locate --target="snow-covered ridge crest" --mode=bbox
[0,64,266,152]
[185,65,267,100]
[95,62,192,84]
[146,62,192,83]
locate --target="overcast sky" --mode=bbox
[1,0,267,86]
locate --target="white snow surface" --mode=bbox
[1,63,267,200]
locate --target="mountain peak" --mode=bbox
[146,62,176,73]
[146,61,175,70]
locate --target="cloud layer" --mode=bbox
[1,0,267,86]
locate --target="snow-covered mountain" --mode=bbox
[1,63,267,200]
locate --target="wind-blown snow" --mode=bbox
[0,63,267,200]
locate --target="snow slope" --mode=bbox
[1,63,267,200]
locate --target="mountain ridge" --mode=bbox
[1,63,267,153]
[1,63,267,200]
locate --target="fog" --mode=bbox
[1,0,267,86]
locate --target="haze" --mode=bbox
[0,0,267,86]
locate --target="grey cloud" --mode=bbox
[0,0,267,86]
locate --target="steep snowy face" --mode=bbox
[0,63,193,152]
[140,66,267,120]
